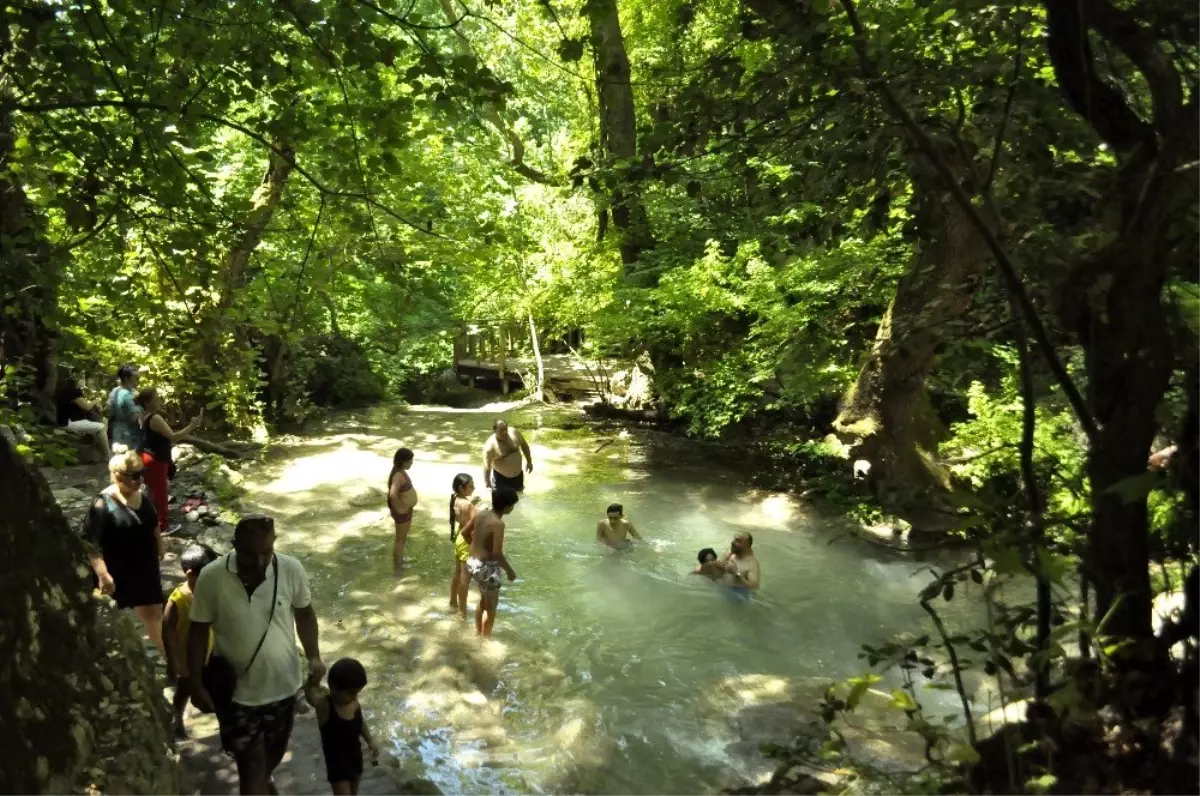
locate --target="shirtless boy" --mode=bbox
[596,503,642,550]
[462,487,519,636]
[483,419,532,492]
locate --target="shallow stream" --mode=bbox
[240,403,981,794]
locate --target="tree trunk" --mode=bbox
[216,143,294,311]
[834,150,996,525]
[0,13,59,421]
[197,144,294,413]
[1044,0,1197,641]
[1071,197,1176,641]
[498,327,508,395]
[528,311,545,402]
[0,436,180,793]
[586,0,654,272]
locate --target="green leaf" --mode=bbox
[846,673,881,710]
[890,689,918,711]
[1026,774,1057,793]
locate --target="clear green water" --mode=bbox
[241,403,980,794]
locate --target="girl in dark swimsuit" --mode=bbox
[304,658,380,795]
[387,448,417,571]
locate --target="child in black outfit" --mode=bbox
[304,658,381,795]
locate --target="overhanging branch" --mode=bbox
[2,98,448,239]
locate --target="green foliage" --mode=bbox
[940,346,1089,528]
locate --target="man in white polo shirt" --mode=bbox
[188,515,325,795]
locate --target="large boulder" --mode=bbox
[0,436,181,793]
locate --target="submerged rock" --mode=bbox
[349,487,386,508]
[400,776,443,795]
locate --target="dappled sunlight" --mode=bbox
[230,404,982,794]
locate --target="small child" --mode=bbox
[163,544,219,739]
[691,547,723,581]
[305,658,380,795]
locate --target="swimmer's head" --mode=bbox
[698,547,717,564]
[731,532,753,554]
[492,486,519,515]
[606,503,623,519]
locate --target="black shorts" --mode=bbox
[218,695,296,756]
[493,470,524,492]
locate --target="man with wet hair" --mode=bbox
[596,503,642,549]
[483,418,532,492]
[188,515,325,795]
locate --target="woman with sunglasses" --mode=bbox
[86,450,167,659]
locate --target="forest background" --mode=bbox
[1,0,1197,792]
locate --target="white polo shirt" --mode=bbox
[190,552,312,706]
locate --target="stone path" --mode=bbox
[175,705,416,796]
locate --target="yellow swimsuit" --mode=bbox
[453,498,472,562]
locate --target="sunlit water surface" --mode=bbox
[241,403,982,794]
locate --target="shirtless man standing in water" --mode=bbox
[483,419,533,492]
[718,532,761,600]
[462,487,519,636]
[596,503,643,550]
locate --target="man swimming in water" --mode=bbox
[596,503,642,550]
[483,419,533,492]
[462,487,519,637]
[717,532,760,599]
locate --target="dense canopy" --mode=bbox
[1,0,1197,792]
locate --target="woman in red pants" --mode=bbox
[135,388,202,534]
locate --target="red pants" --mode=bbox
[141,452,171,531]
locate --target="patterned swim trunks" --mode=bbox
[218,695,296,755]
[466,557,503,592]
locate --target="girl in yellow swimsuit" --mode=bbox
[449,473,477,618]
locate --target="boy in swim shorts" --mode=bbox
[462,487,519,637]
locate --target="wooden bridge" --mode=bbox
[452,322,625,395]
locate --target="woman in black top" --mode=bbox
[135,388,201,534]
[86,451,166,658]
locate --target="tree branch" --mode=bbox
[1,99,447,239]
[1086,0,1183,129]
[1042,0,1156,153]
[837,0,1098,440]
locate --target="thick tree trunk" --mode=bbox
[1070,188,1177,641]
[0,14,58,421]
[1044,0,1197,641]
[0,437,180,792]
[834,151,995,525]
[586,0,654,271]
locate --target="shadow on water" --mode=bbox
[233,403,982,795]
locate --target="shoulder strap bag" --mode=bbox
[199,554,279,714]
